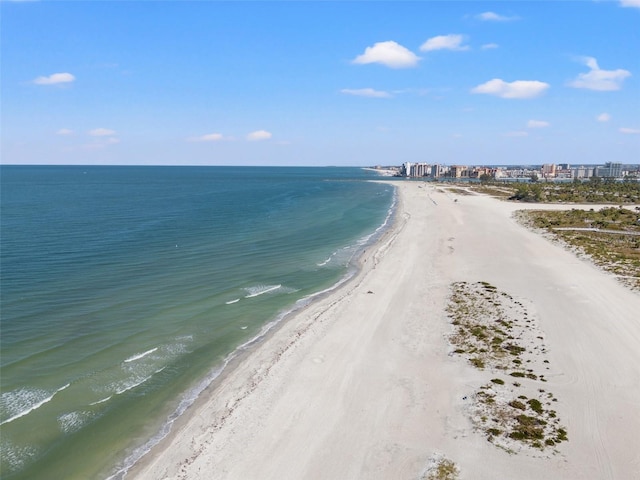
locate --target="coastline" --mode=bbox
[128,181,640,479]
[107,178,400,480]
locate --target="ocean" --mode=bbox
[0,166,395,479]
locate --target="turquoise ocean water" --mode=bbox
[0,166,395,479]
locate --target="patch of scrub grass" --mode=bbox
[491,378,505,385]
[518,208,640,291]
[470,357,485,369]
[527,398,544,414]
[475,381,568,452]
[446,282,536,373]
[423,457,460,480]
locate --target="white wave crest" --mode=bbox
[114,375,153,396]
[317,253,335,267]
[89,395,112,406]
[124,347,158,363]
[0,383,70,426]
[244,284,282,298]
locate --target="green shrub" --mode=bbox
[527,399,543,414]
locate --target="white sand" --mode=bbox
[130,182,640,480]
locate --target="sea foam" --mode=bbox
[124,347,158,363]
[0,383,70,426]
[244,284,282,298]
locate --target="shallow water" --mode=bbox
[0,166,395,479]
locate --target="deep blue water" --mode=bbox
[0,166,395,479]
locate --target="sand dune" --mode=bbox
[130,181,640,480]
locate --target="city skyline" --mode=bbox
[2,1,639,166]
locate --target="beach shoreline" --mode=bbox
[114,179,403,480]
[129,181,640,480]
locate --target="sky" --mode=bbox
[1,0,639,166]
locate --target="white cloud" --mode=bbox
[505,131,529,137]
[568,57,631,91]
[476,12,519,21]
[471,78,549,99]
[391,87,431,96]
[56,128,74,135]
[620,127,640,134]
[481,43,499,50]
[33,72,75,85]
[597,113,612,122]
[352,41,420,68]
[420,34,469,52]
[341,88,392,98]
[89,128,116,137]
[527,120,550,128]
[620,0,640,8]
[246,130,272,141]
[188,133,226,142]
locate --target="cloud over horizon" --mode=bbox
[471,78,550,99]
[568,57,631,91]
[189,133,226,142]
[476,12,519,21]
[352,41,420,68]
[527,120,550,128]
[33,72,75,85]
[88,128,116,137]
[420,34,469,52]
[340,88,391,98]
[246,130,272,141]
[620,127,640,134]
[620,0,640,8]
[597,113,612,122]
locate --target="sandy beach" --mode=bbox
[130,181,640,480]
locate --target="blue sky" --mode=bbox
[2,1,639,166]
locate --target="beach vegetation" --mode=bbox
[527,399,544,414]
[470,357,485,369]
[471,177,640,204]
[474,380,568,452]
[516,208,640,290]
[423,456,460,480]
[446,281,539,374]
[447,282,568,452]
